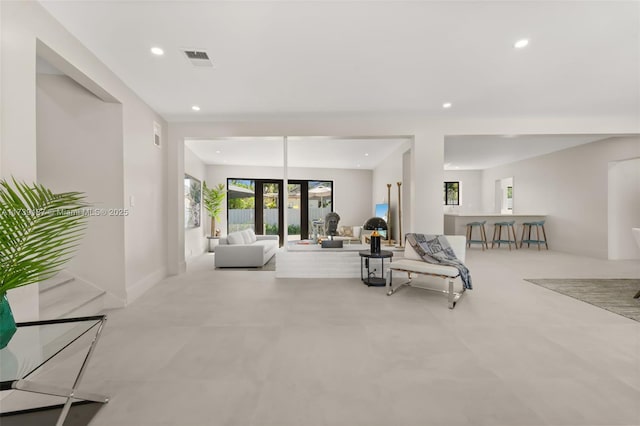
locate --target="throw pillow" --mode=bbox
[227,232,244,245]
[341,226,353,237]
[246,228,257,243]
[240,229,252,244]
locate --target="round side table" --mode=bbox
[359,250,393,287]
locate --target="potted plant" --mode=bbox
[202,182,225,237]
[0,179,87,348]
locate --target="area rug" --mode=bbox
[524,278,640,322]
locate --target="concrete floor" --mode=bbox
[5,248,640,425]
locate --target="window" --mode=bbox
[444,182,459,205]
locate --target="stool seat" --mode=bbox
[465,221,488,250]
[520,220,548,250]
[492,220,517,250]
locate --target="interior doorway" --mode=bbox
[608,157,640,259]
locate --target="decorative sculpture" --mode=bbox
[325,211,341,239]
[322,211,343,248]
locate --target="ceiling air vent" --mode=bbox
[182,49,213,67]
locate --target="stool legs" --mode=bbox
[466,223,488,250]
[492,223,517,250]
[481,223,488,250]
[519,223,548,250]
[541,224,549,250]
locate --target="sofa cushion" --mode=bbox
[244,228,257,243]
[253,239,276,251]
[227,231,244,245]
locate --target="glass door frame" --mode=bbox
[256,179,284,244]
[227,178,333,244]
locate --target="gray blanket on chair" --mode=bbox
[405,233,473,290]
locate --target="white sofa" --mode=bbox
[214,229,279,268]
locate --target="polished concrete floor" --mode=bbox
[6,248,640,425]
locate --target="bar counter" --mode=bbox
[444,213,546,236]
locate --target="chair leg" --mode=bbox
[491,225,497,249]
[482,224,489,250]
[536,225,541,251]
[448,279,455,309]
[466,226,471,248]
[541,224,549,249]
[519,224,525,248]
[510,224,517,250]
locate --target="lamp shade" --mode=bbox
[363,217,387,231]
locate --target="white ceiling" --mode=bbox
[185,137,410,169]
[38,1,638,170]
[185,134,613,170]
[39,1,639,121]
[444,134,615,170]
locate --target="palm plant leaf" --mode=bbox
[0,179,87,295]
[203,182,226,221]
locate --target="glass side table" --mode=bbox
[359,250,393,287]
[0,315,109,426]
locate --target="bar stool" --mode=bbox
[520,220,548,250]
[491,220,518,250]
[466,221,488,250]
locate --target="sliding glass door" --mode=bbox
[308,181,332,240]
[227,179,255,233]
[261,181,283,239]
[227,179,284,244]
[228,178,332,244]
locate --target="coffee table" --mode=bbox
[0,315,109,426]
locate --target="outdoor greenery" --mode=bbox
[228,180,255,209]
[444,181,460,205]
[264,224,300,235]
[0,179,87,297]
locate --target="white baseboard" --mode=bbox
[126,266,168,304]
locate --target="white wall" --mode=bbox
[205,164,372,237]
[1,0,169,315]
[37,74,126,301]
[167,116,639,274]
[608,157,640,259]
[372,141,411,241]
[184,146,206,260]
[443,170,483,214]
[481,136,640,258]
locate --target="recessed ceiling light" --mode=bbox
[150,46,164,56]
[364,153,369,157]
[442,102,452,109]
[191,105,200,111]
[215,150,221,154]
[514,39,529,49]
